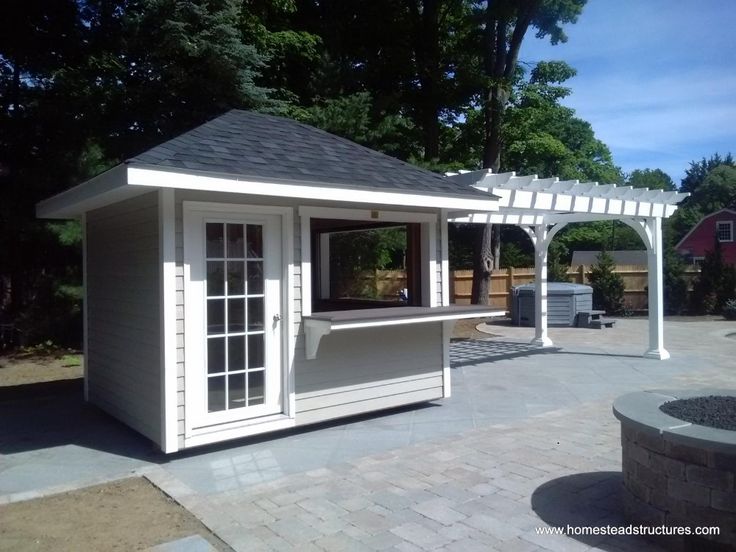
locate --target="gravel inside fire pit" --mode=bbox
[660,395,736,431]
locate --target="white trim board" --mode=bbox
[129,167,497,212]
[159,189,179,452]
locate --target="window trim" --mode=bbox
[298,206,438,317]
[716,220,734,242]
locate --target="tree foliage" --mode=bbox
[588,251,625,314]
[626,168,675,191]
[6,0,713,345]
[690,239,736,314]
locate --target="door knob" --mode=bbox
[273,314,281,322]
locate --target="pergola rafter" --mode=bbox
[445,169,690,360]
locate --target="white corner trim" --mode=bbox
[425,222,438,307]
[281,208,297,419]
[440,210,450,306]
[81,213,89,402]
[128,167,496,212]
[159,188,178,453]
[300,213,312,317]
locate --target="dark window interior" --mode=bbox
[311,218,422,312]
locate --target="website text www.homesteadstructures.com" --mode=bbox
[535,524,721,537]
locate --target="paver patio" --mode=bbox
[2,318,735,550]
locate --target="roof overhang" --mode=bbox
[36,165,499,220]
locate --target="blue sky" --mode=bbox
[519,0,736,186]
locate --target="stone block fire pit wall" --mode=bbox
[613,390,736,551]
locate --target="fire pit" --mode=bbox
[613,390,736,551]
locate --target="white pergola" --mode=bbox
[445,170,689,360]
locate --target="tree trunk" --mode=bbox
[471,223,494,304]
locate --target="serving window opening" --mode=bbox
[311,218,423,312]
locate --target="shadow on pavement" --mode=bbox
[531,471,666,551]
[450,340,560,366]
[0,377,440,462]
[0,378,160,460]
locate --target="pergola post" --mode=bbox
[532,224,554,348]
[644,217,670,360]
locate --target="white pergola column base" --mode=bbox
[531,336,555,348]
[643,348,671,360]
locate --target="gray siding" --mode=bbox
[294,323,443,425]
[86,192,161,445]
[173,190,444,447]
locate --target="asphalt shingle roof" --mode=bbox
[127,110,483,199]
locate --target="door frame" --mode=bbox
[182,201,295,445]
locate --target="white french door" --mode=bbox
[184,205,284,429]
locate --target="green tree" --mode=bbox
[470,0,587,305]
[690,239,736,314]
[626,168,675,191]
[588,251,624,314]
[501,61,620,183]
[98,0,273,159]
[688,165,736,213]
[680,153,734,195]
[663,245,688,315]
[547,240,570,282]
[670,162,736,245]
[300,92,419,160]
[1,0,277,346]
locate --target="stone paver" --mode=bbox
[3,318,735,551]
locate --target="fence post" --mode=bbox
[508,267,515,309]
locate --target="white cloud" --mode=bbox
[518,0,736,181]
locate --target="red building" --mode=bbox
[676,208,736,265]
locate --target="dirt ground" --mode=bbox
[0,319,497,551]
[452,317,502,340]
[0,478,230,552]
[0,355,229,551]
[0,352,83,386]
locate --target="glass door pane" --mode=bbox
[205,222,268,413]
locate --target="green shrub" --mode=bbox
[588,250,625,313]
[547,241,570,283]
[690,238,736,314]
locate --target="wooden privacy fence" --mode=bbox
[451,265,701,311]
[351,266,700,312]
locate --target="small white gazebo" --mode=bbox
[446,170,689,360]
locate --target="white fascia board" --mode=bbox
[127,167,499,212]
[36,165,133,219]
